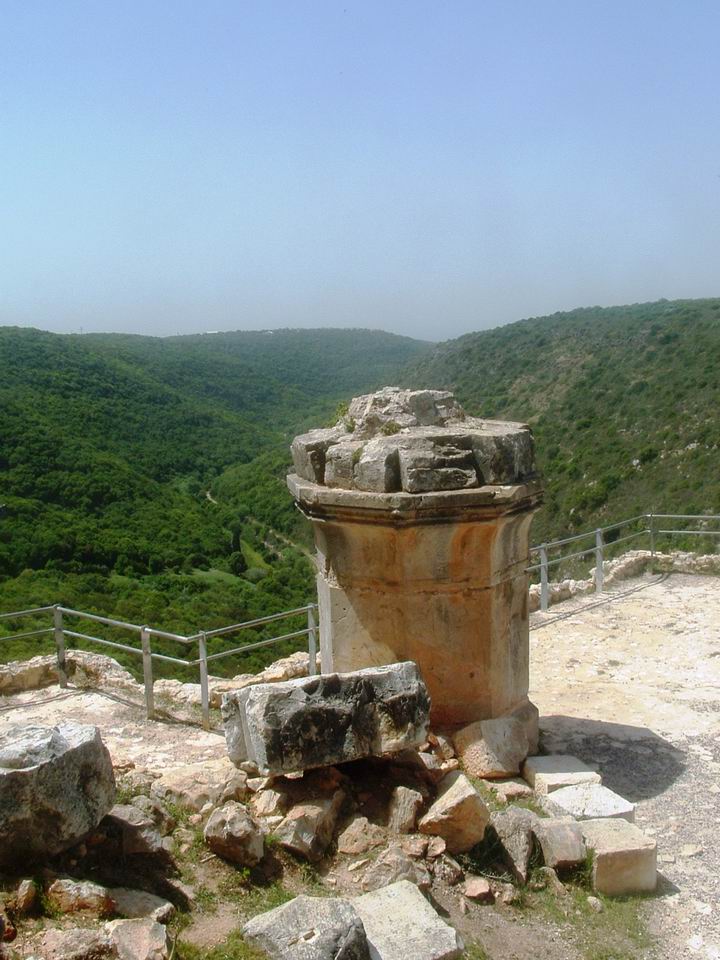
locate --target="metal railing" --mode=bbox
[528,512,720,612]
[0,602,319,730]
[2,513,718,723]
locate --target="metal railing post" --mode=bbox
[649,513,656,556]
[53,605,67,688]
[307,605,318,676]
[539,545,549,612]
[199,631,210,731]
[140,626,154,720]
[595,528,604,593]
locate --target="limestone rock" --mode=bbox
[387,785,424,834]
[13,878,39,915]
[463,876,493,902]
[418,771,489,854]
[109,888,175,924]
[46,878,115,917]
[105,805,165,856]
[222,662,430,776]
[105,917,170,960]
[533,819,586,871]
[150,756,248,812]
[549,783,635,822]
[486,777,534,802]
[251,786,290,820]
[354,879,464,960]
[361,845,431,892]
[581,819,657,896]
[276,789,345,861]
[337,816,385,855]
[203,802,264,865]
[33,926,111,959]
[243,894,370,960]
[489,807,540,884]
[129,796,175,835]
[0,721,115,865]
[452,717,529,779]
[522,755,601,795]
[432,853,464,885]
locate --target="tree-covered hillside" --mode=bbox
[407,298,720,543]
[0,326,429,672]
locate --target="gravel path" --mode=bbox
[530,572,720,960]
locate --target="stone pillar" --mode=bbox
[287,388,543,736]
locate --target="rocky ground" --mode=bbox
[0,568,717,959]
[530,570,720,960]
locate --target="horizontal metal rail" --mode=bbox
[656,528,720,536]
[0,627,54,642]
[201,627,311,664]
[191,604,316,641]
[63,630,145,657]
[0,605,55,620]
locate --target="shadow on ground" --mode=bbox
[539,714,686,802]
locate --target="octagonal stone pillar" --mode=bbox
[287,388,543,736]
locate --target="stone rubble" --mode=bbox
[488,807,539,885]
[360,844,431,892]
[275,789,346,862]
[0,721,116,866]
[222,661,430,775]
[386,785,424,833]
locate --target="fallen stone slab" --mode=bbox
[418,771,490,854]
[522,755,601,795]
[203,801,264,865]
[243,894,370,959]
[581,819,657,896]
[452,717,529,779]
[0,721,116,866]
[222,662,430,776]
[548,783,635,822]
[489,807,539,884]
[485,777,534,802]
[354,879,464,960]
[105,917,170,960]
[533,819,587,871]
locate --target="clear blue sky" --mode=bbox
[1,1,719,340]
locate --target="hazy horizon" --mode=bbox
[2,1,719,340]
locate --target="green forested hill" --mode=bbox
[0,326,429,670]
[406,298,720,542]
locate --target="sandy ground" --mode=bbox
[2,570,718,958]
[530,572,720,960]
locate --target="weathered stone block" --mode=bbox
[222,662,430,776]
[581,819,657,896]
[291,427,344,484]
[354,879,464,960]
[453,717,529,779]
[387,785,424,833]
[0,722,115,866]
[337,816,385,855]
[243,895,370,960]
[533,819,586,871]
[548,783,635,822]
[105,917,170,960]
[489,807,539,884]
[522,755,601,795]
[418,771,490,854]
